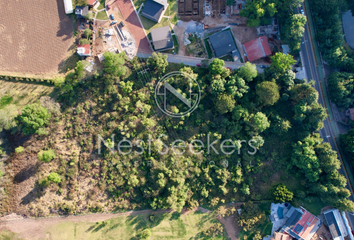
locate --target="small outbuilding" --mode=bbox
[141,0,168,23]
[77,44,91,57]
[75,6,89,19]
[151,26,174,51]
[63,0,74,14]
[243,36,272,62]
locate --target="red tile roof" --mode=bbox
[243,36,272,62]
[88,0,97,5]
[77,44,91,55]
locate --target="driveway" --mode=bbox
[107,0,151,53]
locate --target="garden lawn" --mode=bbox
[96,10,108,20]
[44,211,226,240]
[139,14,170,35]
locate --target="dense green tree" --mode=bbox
[147,52,168,76]
[237,62,258,82]
[252,112,270,132]
[256,81,280,106]
[327,72,354,108]
[271,184,294,203]
[84,28,92,39]
[240,0,277,27]
[16,104,51,135]
[209,58,226,76]
[103,52,127,77]
[215,94,236,114]
[79,38,90,45]
[283,14,307,52]
[270,53,296,74]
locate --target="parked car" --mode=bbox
[260,65,267,68]
[111,20,117,25]
[106,4,111,10]
[300,9,304,15]
[226,67,232,70]
[119,21,125,28]
[196,63,201,67]
[110,14,115,20]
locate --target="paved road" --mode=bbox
[137,52,266,73]
[299,4,354,216]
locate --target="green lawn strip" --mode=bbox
[96,10,108,20]
[44,211,223,240]
[302,199,326,215]
[139,14,170,35]
[203,38,213,59]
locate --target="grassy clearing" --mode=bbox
[0,230,22,240]
[44,211,225,240]
[96,10,108,20]
[0,80,55,111]
[303,199,326,216]
[139,14,170,34]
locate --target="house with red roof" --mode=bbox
[87,0,98,7]
[280,206,322,240]
[77,44,91,57]
[242,36,272,62]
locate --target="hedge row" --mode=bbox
[0,75,55,85]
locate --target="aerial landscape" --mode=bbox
[1,0,354,239]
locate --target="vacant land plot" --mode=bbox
[0,0,74,76]
[0,80,55,111]
[1,209,227,240]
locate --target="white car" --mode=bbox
[300,9,305,15]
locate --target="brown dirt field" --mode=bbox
[0,0,74,76]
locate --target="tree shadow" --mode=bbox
[20,188,43,205]
[56,0,75,41]
[14,164,36,183]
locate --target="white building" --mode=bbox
[324,209,348,240]
[63,0,73,14]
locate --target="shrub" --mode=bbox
[140,229,152,239]
[37,149,56,162]
[84,28,92,39]
[47,172,62,183]
[16,104,51,135]
[15,146,24,153]
[271,184,294,203]
[79,38,90,45]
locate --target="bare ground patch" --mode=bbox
[0,0,74,75]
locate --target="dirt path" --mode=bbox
[218,215,240,240]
